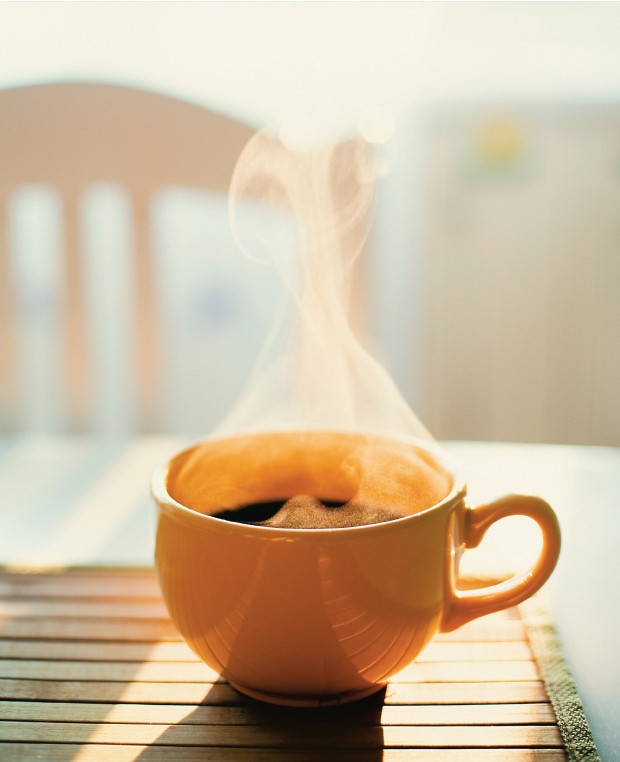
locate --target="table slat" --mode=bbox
[0,678,551,706]
[0,638,534,663]
[0,744,570,762]
[0,700,557,725]
[0,616,528,643]
[0,720,564,747]
[0,658,541,683]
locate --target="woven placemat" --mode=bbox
[520,597,601,762]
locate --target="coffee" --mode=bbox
[154,430,560,705]
[212,495,406,529]
[167,430,452,529]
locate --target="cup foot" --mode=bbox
[228,680,385,707]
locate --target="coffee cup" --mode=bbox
[152,429,560,706]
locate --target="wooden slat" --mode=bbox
[132,196,159,433]
[0,679,550,706]
[0,745,570,762]
[61,192,89,433]
[0,569,567,761]
[0,599,169,619]
[0,638,533,663]
[0,659,540,684]
[0,198,17,433]
[0,599,517,624]
[0,616,179,642]
[0,573,161,599]
[0,616,527,643]
[0,570,521,615]
[0,700,557,725]
[0,720,564,747]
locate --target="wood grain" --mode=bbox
[0,720,564,747]
[0,745,570,762]
[0,638,534,662]
[0,616,527,643]
[0,568,566,761]
[0,678,550,706]
[0,700,557,725]
[0,658,541,683]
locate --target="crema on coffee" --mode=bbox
[167,431,451,529]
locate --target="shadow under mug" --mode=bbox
[151,429,561,706]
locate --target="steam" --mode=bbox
[216,124,432,441]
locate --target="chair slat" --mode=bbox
[0,199,17,432]
[0,82,256,436]
[60,192,89,432]
[131,195,159,432]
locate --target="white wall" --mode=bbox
[2,3,620,130]
[410,104,620,446]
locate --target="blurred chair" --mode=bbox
[0,81,260,435]
[0,82,372,437]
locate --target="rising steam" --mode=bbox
[216,125,432,441]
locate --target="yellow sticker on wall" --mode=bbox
[477,118,525,167]
[458,115,537,183]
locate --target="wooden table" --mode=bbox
[1,436,613,760]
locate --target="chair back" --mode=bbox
[0,82,260,434]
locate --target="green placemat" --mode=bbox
[520,597,601,762]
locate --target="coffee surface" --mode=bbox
[167,431,451,529]
[212,495,406,529]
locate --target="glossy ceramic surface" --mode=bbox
[152,430,560,705]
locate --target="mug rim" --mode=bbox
[151,427,467,537]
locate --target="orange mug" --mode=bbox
[152,429,560,706]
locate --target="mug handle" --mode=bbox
[441,494,561,632]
